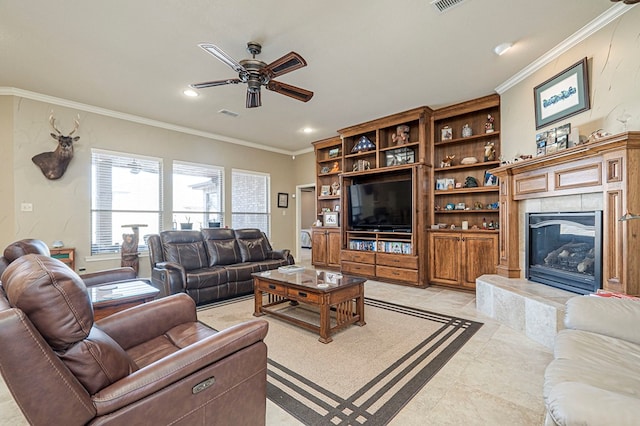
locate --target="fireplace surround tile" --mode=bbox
[476,275,574,348]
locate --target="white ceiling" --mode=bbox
[0,0,621,154]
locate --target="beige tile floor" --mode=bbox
[0,250,552,425]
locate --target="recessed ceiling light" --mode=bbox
[183,89,199,97]
[494,42,513,56]
[303,127,313,134]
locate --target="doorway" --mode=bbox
[295,183,316,265]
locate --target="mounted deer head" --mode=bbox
[32,113,80,180]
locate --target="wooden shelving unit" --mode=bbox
[428,94,501,290]
[312,136,344,270]
[337,107,432,287]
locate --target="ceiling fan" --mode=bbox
[610,0,640,4]
[190,41,314,108]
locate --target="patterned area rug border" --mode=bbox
[199,296,482,425]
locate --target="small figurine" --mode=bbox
[462,124,473,138]
[484,142,496,161]
[392,125,410,145]
[330,161,340,173]
[440,155,455,167]
[485,114,495,133]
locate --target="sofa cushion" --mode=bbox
[185,267,228,290]
[161,231,208,271]
[554,329,640,373]
[202,228,242,266]
[235,229,270,262]
[546,380,640,426]
[225,263,262,283]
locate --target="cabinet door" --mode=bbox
[327,229,342,267]
[428,233,461,286]
[461,233,498,288]
[311,229,328,266]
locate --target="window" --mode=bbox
[231,169,270,235]
[91,150,162,254]
[172,161,224,230]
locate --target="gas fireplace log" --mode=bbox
[577,257,595,273]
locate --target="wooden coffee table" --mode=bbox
[88,280,159,321]
[252,269,366,343]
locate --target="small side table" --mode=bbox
[50,247,75,271]
[88,280,159,321]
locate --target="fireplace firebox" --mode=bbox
[525,211,602,294]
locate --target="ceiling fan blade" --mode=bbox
[246,88,262,108]
[198,43,246,73]
[263,52,307,78]
[266,80,314,102]
[190,78,241,89]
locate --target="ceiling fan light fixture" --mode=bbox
[494,42,513,56]
[246,90,261,108]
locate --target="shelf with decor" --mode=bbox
[339,107,432,175]
[431,94,501,230]
[429,94,501,290]
[314,136,344,220]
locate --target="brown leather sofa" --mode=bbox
[0,238,139,289]
[0,253,268,425]
[148,228,294,305]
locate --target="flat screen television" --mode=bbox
[347,180,412,231]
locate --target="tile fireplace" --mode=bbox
[525,211,602,294]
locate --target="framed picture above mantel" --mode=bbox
[534,57,590,129]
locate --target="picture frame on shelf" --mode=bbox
[277,192,289,208]
[323,211,339,227]
[441,126,453,141]
[328,147,340,158]
[320,185,331,196]
[484,171,498,186]
[534,57,590,129]
[385,147,415,166]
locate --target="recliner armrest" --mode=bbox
[152,261,187,295]
[92,319,268,415]
[81,267,137,287]
[96,294,197,349]
[268,249,293,264]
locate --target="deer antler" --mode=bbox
[49,112,80,136]
[68,114,80,136]
[49,112,62,135]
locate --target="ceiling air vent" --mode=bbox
[218,109,239,118]
[431,0,468,13]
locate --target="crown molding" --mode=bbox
[0,87,295,156]
[495,3,634,94]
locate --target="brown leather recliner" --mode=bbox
[0,254,268,425]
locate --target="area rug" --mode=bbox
[198,296,482,425]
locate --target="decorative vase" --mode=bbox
[180,223,193,230]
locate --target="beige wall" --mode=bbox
[1,96,301,275]
[501,6,640,160]
[0,97,15,246]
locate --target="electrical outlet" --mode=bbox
[21,203,33,212]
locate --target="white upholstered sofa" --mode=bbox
[544,295,640,425]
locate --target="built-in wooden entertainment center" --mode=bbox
[312,95,501,289]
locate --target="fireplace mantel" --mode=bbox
[492,131,640,295]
